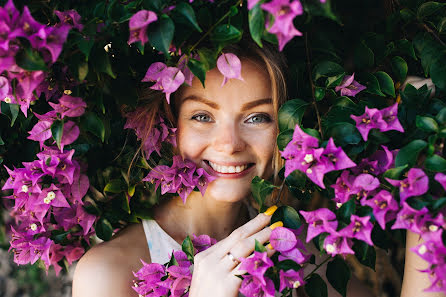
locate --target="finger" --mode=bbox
[232,245,276,276]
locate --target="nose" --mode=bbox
[212,120,246,154]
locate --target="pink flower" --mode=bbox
[361,190,399,229]
[279,269,305,291]
[323,232,355,257]
[339,215,374,246]
[54,9,83,31]
[335,73,366,97]
[142,62,185,104]
[300,208,338,242]
[128,10,158,45]
[216,52,244,86]
[239,251,274,286]
[48,95,87,118]
[386,168,429,203]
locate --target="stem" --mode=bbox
[188,0,242,54]
[420,23,446,48]
[304,256,331,280]
[273,178,287,205]
[304,33,323,139]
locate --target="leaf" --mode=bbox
[425,155,446,172]
[77,36,94,60]
[328,123,362,146]
[276,259,302,271]
[104,179,127,194]
[303,0,339,23]
[181,235,195,262]
[383,164,408,180]
[326,257,351,297]
[148,14,175,56]
[391,56,408,82]
[96,218,113,241]
[248,2,264,47]
[436,107,446,124]
[51,120,64,150]
[197,48,217,70]
[438,17,446,33]
[82,112,105,142]
[313,61,344,81]
[15,47,48,71]
[271,205,301,229]
[354,40,375,69]
[305,274,328,297]
[315,87,326,101]
[277,129,293,151]
[78,61,89,81]
[396,39,417,60]
[210,24,242,50]
[416,116,439,133]
[91,46,116,79]
[430,51,446,89]
[337,200,356,223]
[374,71,395,97]
[250,176,276,210]
[175,2,202,32]
[417,2,446,19]
[352,241,376,270]
[395,140,427,167]
[278,99,308,132]
[360,73,385,96]
[187,58,207,87]
[1,102,19,127]
[255,239,267,252]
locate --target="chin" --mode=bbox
[204,179,251,203]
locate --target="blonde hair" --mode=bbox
[127,39,288,201]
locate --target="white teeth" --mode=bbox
[208,161,248,173]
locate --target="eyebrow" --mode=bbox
[181,95,273,111]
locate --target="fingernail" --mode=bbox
[264,205,278,216]
[269,221,283,230]
[266,243,274,250]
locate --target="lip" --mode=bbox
[203,160,255,179]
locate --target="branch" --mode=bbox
[421,23,446,48]
[304,256,331,280]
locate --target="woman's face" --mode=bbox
[176,59,276,202]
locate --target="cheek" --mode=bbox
[177,124,209,161]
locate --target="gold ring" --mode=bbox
[227,252,240,264]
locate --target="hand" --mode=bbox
[188,212,274,297]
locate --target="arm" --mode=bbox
[400,231,445,297]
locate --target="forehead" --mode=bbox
[176,59,272,108]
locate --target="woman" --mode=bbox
[72,40,441,297]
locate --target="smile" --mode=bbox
[205,160,254,174]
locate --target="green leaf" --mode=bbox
[175,2,202,32]
[361,73,385,96]
[313,61,344,81]
[436,107,446,124]
[77,36,94,60]
[1,102,19,127]
[118,192,130,214]
[210,24,242,50]
[251,176,276,210]
[96,218,113,241]
[197,48,217,70]
[328,123,362,146]
[278,99,308,132]
[91,46,116,79]
[337,200,356,222]
[78,61,89,81]
[148,14,175,56]
[354,40,375,69]
[187,58,207,88]
[374,71,395,97]
[395,140,427,167]
[315,87,326,101]
[432,197,446,210]
[303,0,339,23]
[352,241,376,270]
[383,164,408,180]
[82,113,105,142]
[305,274,328,297]
[277,129,293,151]
[181,235,195,262]
[396,39,417,60]
[271,205,301,229]
[416,116,439,133]
[15,47,48,71]
[276,259,302,272]
[417,2,446,19]
[400,8,416,22]
[255,239,267,252]
[248,2,264,47]
[430,51,446,89]
[168,252,179,267]
[425,154,446,172]
[391,56,408,82]
[51,120,64,150]
[326,257,351,297]
[326,73,345,88]
[438,18,446,33]
[104,179,127,194]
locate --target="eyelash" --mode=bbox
[190,113,272,124]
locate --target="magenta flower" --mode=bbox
[322,138,356,171]
[331,170,355,204]
[350,173,380,202]
[142,62,185,104]
[239,251,274,286]
[350,106,384,141]
[40,25,71,63]
[354,145,395,176]
[60,120,80,151]
[392,202,429,231]
[335,73,366,97]
[340,215,374,246]
[300,208,338,242]
[248,0,261,9]
[279,269,305,291]
[361,190,399,229]
[261,0,303,51]
[216,52,244,86]
[379,103,404,133]
[0,75,10,98]
[54,9,83,31]
[434,173,446,191]
[239,275,275,297]
[128,10,158,45]
[27,120,52,149]
[49,95,87,118]
[324,232,355,257]
[192,234,217,253]
[133,261,169,297]
[270,226,297,252]
[386,168,429,203]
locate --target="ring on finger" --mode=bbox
[226,251,241,265]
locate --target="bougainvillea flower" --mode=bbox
[28,120,52,149]
[193,168,216,196]
[270,226,297,252]
[350,106,384,141]
[322,138,356,171]
[48,95,87,118]
[59,120,80,151]
[386,168,429,203]
[361,190,399,229]
[279,269,305,291]
[54,10,83,31]
[351,173,380,202]
[299,208,338,242]
[335,73,366,97]
[142,63,185,104]
[239,251,274,286]
[261,0,303,51]
[133,261,169,297]
[323,232,355,257]
[362,145,395,175]
[240,275,275,297]
[217,52,244,86]
[434,173,446,191]
[331,170,355,204]
[191,234,217,253]
[278,243,311,264]
[378,103,404,133]
[40,25,71,63]
[339,215,374,246]
[128,10,157,45]
[177,54,195,86]
[392,202,429,231]
[248,0,261,9]
[12,6,45,41]
[0,75,10,98]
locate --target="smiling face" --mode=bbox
[176,59,277,202]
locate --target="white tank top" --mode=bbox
[142,219,182,264]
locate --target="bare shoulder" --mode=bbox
[72,223,150,297]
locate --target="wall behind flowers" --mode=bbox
[0,0,445,296]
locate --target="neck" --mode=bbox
[154,191,249,243]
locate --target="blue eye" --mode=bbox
[246,114,271,124]
[192,113,212,122]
